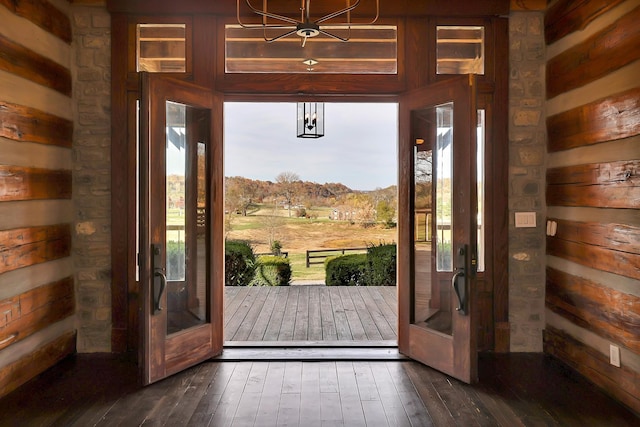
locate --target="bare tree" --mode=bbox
[275,171,300,217]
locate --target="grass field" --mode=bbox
[227,204,397,281]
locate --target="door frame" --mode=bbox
[109,11,509,358]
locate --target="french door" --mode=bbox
[139,73,224,385]
[398,75,479,383]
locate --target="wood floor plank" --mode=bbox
[230,287,270,341]
[282,361,303,394]
[300,363,322,426]
[358,286,396,340]
[338,286,367,341]
[208,362,253,427]
[247,286,279,341]
[262,288,288,341]
[329,286,353,340]
[2,355,639,426]
[307,285,323,341]
[319,287,338,340]
[348,286,383,341]
[279,286,300,340]
[293,285,310,340]
[369,287,398,332]
[277,392,301,426]
[225,287,260,340]
[223,286,250,328]
[254,362,285,426]
[186,362,234,426]
[164,363,222,426]
[379,286,399,316]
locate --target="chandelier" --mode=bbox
[236,0,380,47]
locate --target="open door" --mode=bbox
[398,75,478,383]
[139,73,224,385]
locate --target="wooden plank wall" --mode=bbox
[0,0,75,399]
[544,0,640,414]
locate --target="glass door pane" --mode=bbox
[413,103,454,337]
[165,101,208,335]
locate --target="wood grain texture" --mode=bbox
[0,101,73,147]
[546,160,640,209]
[0,330,76,399]
[546,219,640,280]
[546,5,640,99]
[2,354,638,426]
[547,86,640,152]
[106,0,510,16]
[544,326,640,415]
[0,165,72,201]
[0,277,75,351]
[0,224,71,275]
[0,0,72,44]
[546,267,639,352]
[544,0,625,45]
[0,33,72,96]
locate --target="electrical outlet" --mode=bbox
[609,344,621,367]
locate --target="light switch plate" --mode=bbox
[515,212,536,228]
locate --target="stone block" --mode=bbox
[513,110,541,127]
[92,14,111,29]
[518,146,544,166]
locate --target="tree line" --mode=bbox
[225,172,397,226]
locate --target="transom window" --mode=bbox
[224,24,397,74]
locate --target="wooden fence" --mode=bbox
[306,247,368,267]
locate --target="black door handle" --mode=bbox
[152,244,166,314]
[451,246,467,315]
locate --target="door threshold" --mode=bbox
[224,340,397,348]
[214,346,408,361]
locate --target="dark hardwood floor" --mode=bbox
[0,353,637,426]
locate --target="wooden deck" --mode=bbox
[1,354,638,426]
[224,286,398,343]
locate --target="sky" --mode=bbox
[224,102,398,191]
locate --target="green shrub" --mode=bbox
[166,241,186,281]
[325,254,368,286]
[365,243,396,286]
[250,256,291,286]
[225,240,256,286]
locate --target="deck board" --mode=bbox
[225,285,398,342]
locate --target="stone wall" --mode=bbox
[72,5,112,352]
[507,11,546,352]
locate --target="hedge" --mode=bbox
[325,243,396,286]
[225,240,256,286]
[250,255,291,286]
[325,253,368,286]
[365,243,397,286]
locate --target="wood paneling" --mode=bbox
[546,219,640,280]
[0,165,72,201]
[547,86,640,152]
[0,0,72,44]
[106,0,510,16]
[0,101,73,148]
[0,277,75,351]
[545,0,625,45]
[0,33,72,97]
[546,6,640,99]
[0,224,71,275]
[546,160,640,209]
[546,267,640,352]
[0,330,76,399]
[544,326,640,414]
